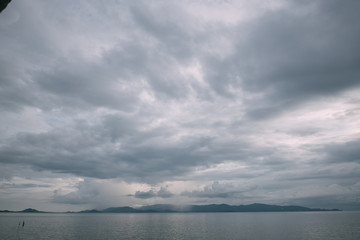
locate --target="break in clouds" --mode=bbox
[0,0,360,211]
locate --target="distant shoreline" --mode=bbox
[0,203,341,213]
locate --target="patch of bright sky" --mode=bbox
[259,88,360,149]
[0,107,50,138]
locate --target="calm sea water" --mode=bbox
[0,211,359,240]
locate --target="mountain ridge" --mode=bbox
[0,203,341,213]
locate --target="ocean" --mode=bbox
[1,211,359,239]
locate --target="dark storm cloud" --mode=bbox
[182,191,235,199]
[182,182,243,199]
[227,0,360,119]
[2,0,358,114]
[129,1,194,62]
[133,190,156,199]
[28,1,194,108]
[0,1,138,112]
[35,62,139,112]
[131,187,174,199]
[0,106,319,184]
[0,114,284,184]
[0,115,225,182]
[0,58,39,111]
[1,0,360,210]
[0,0,68,112]
[321,138,360,163]
[2,21,190,113]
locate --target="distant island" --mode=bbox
[0,203,341,213]
[0,208,45,213]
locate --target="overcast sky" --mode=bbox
[1,0,360,212]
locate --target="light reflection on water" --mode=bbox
[1,211,359,240]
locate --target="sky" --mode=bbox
[0,0,360,212]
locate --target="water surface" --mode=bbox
[1,211,359,240]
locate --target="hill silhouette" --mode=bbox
[0,203,341,213]
[78,203,340,213]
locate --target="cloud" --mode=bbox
[1,0,360,115]
[282,182,360,210]
[0,116,220,182]
[157,187,174,198]
[1,0,360,211]
[52,180,100,205]
[230,0,360,119]
[0,183,50,189]
[133,190,156,199]
[320,138,360,163]
[132,187,174,199]
[181,181,243,199]
[51,178,140,208]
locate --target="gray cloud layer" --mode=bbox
[1,0,360,210]
[132,187,174,199]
